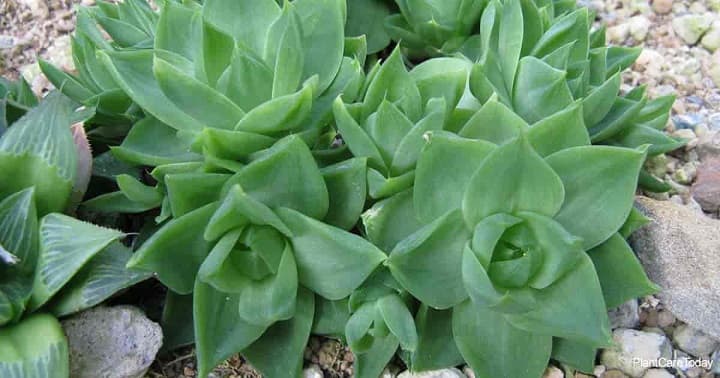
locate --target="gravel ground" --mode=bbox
[1,0,719,377]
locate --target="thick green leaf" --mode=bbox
[588,233,658,309]
[414,131,496,223]
[619,207,650,238]
[453,300,552,378]
[277,207,386,300]
[0,188,38,273]
[38,60,95,103]
[552,337,596,373]
[362,189,425,252]
[270,4,304,98]
[459,96,529,144]
[409,58,470,112]
[203,0,280,55]
[312,297,350,336]
[353,333,399,378]
[512,57,574,124]
[0,314,69,378]
[194,280,266,378]
[100,50,203,131]
[0,93,76,215]
[30,214,124,310]
[321,158,368,230]
[225,135,329,220]
[128,203,218,294]
[46,242,150,317]
[345,0,391,53]
[386,209,470,309]
[546,145,645,249]
[498,0,524,91]
[409,306,464,371]
[364,47,422,122]
[155,0,201,63]
[506,255,612,347]
[204,185,291,242]
[111,117,201,166]
[610,125,685,156]
[155,57,245,129]
[237,244,298,327]
[165,173,229,217]
[161,292,195,351]
[220,46,273,112]
[293,0,346,93]
[389,98,446,175]
[234,79,314,134]
[332,97,386,171]
[588,96,646,142]
[378,294,417,351]
[243,286,314,378]
[583,72,621,127]
[527,102,590,157]
[463,135,565,226]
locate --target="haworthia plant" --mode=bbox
[23,0,676,377]
[357,132,658,378]
[383,0,682,190]
[0,91,149,376]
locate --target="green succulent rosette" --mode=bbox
[374,130,658,377]
[377,0,683,191]
[127,135,387,377]
[39,0,154,125]
[333,47,476,199]
[385,0,487,58]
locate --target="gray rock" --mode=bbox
[397,368,467,378]
[62,306,163,378]
[631,197,720,339]
[691,157,720,212]
[303,364,324,378]
[609,300,641,329]
[701,21,720,51]
[603,370,630,378]
[600,328,673,377]
[0,35,14,49]
[629,16,651,41]
[642,369,674,378]
[672,14,713,45]
[673,324,720,357]
[712,349,720,373]
[652,0,673,14]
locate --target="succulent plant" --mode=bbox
[0,92,148,377]
[39,0,154,126]
[361,130,657,377]
[332,47,476,199]
[385,0,488,58]
[127,135,387,377]
[377,0,682,190]
[0,76,37,134]
[22,1,676,377]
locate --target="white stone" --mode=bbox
[673,324,720,357]
[303,364,324,378]
[642,369,674,378]
[672,14,714,45]
[600,328,673,377]
[629,16,651,41]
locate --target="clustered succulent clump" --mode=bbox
[0,0,683,377]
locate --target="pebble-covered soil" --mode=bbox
[2,0,719,378]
